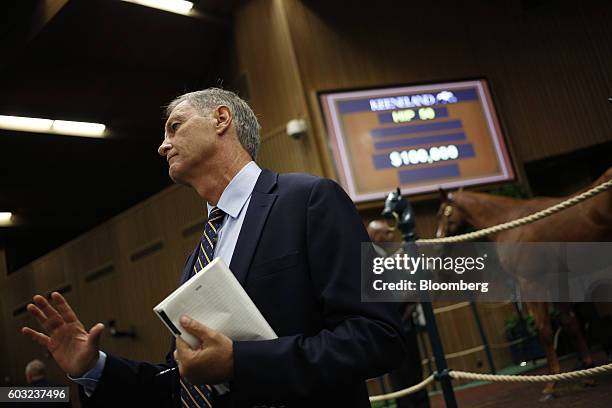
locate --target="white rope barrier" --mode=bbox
[489,337,527,349]
[369,374,435,402]
[449,362,612,382]
[416,178,612,244]
[433,301,470,314]
[369,363,612,402]
[421,345,486,365]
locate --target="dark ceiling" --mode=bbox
[0,0,235,273]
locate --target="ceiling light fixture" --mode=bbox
[52,120,106,137]
[0,116,53,133]
[0,212,13,225]
[0,115,107,138]
[122,0,194,16]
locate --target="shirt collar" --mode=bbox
[207,161,262,219]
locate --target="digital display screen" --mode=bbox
[319,79,515,202]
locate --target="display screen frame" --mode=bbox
[318,78,516,203]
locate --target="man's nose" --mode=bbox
[158,138,171,156]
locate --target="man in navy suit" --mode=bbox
[22,88,406,407]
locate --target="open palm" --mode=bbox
[21,292,104,377]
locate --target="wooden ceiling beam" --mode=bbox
[0,0,70,71]
[28,0,71,42]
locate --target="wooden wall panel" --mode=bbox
[160,185,211,270]
[62,222,127,361]
[112,192,180,361]
[464,6,612,162]
[5,264,36,315]
[233,0,324,176]
[419,302,515,390]
[431,303,485,386]
[476,303,515,367]
[257,126,320,174]
[30,250,68,295]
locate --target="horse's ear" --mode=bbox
[396,187,401,196]
[438,187,448,202]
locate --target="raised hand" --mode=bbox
[21,292,104,377]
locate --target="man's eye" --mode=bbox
[171,122,180,131]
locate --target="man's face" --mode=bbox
[368,221,400,244]
[158,101,215,184]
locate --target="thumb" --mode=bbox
[87,323,105,348]
[180,316,211,340]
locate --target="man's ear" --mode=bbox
[214,105,233,135]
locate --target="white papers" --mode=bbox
[154,258,277,349]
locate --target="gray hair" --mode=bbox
[166,88,261,159]
[25,359,46,381]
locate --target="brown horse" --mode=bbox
[435,167,612,397]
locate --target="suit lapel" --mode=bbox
[179,247,198,284]
[230,169,278,285]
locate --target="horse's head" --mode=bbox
[435,187,465,238]
[382,187,406,231]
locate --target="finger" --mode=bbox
[179,316,213,341]
[32,295,64,330]
[21,327,51,348]
[175,336,193,356]
[175,336,199,364]
[26,304,50,331]
[87,323,105,348]
[51,292,79,323]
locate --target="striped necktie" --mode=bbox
[180,206,226,408]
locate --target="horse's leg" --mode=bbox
[557,303,592,366]
[528,302,558,397]
[557,303,596,387]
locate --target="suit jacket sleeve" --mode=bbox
[79,341,179,407]
[232,178,407,402]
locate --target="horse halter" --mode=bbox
[436,204,454,238]
[443,205,453,217]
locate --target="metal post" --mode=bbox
[417,328,437,391]
[397,201,458,408]
[469,302,496,374]
[376,377,391,408]
[421,301,458,408]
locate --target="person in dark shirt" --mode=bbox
[367,220,430,408]
[24,359,72,408]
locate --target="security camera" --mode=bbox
[286,119,307,139]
